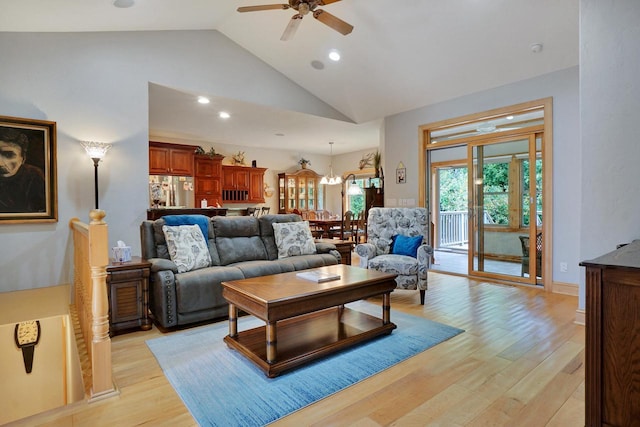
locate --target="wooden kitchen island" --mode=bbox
[146,207,228,220]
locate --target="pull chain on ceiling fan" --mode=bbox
[237,0,354,41]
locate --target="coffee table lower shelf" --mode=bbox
[224,306,396,378]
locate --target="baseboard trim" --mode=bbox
[575,308,585,326]
[552,281,578,296]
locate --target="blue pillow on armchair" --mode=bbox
[391,234,423,258]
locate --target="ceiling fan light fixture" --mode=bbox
[298,2,310,15]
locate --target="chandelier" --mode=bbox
[320,142,342,185]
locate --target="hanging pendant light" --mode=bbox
[320,142,342,185]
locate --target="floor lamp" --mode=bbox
[81,141,112,210]
[341,173,363,240]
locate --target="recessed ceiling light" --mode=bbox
[506,115,514,120]
[219,111,230,119]
[275,133,285,137]
[197,96,210,104]
[311,60,325,70]
[530,43,543,53]
[328,50,341,61]
[113,0,135,8]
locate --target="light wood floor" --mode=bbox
[13,272,584,427]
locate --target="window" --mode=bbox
[521,158,542,227]
[345,176,381,217]
[482,161,509,225]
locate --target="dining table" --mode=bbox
[307,218,345,239]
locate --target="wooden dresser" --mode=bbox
[580,241,640,426]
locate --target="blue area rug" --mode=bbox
[146,301,463,427]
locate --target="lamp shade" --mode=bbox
[320,141,342,185]
[81,141,112,159]
[347,181,363,195]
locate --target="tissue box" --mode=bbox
[112,246,132,263]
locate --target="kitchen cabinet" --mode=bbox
[194,154,223,207]
[278,168,323,213]
[149,141,196,176]
[580,240,640,426]
[222,165,266,203]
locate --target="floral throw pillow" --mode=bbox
[272,221,317,259]
[162,224,211,273]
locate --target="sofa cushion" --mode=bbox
[272,221,317,259]
[275,253,340,270]
[163,214,209,241]
[231,260,295,277]
[150,217,220,265]
[174,266,245,314]
[212,216,268,265]
[258,214,301,260]
[162,224,211,273]
[368,254,419,276]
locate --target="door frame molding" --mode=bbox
[418,97,553,291]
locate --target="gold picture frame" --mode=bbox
[0,115,57,223]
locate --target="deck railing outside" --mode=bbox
[439,210,469,248]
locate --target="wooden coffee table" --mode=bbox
[221,264,397,377]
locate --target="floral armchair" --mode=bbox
[355,207,433,304]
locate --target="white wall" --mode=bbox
[0,30,349,292]
[579,1,640,306]
[383,67,581,291]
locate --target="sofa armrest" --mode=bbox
[148,257,178,273]
[149,269,179,328]
[355,243,376,259]
[315,242,337,253]
[417,244,433,268]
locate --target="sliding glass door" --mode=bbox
[469,134,542,284]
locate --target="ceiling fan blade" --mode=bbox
[318,0,342,5]
[281,15,303,41]
[312,9,353,35]
[237,4,290,13]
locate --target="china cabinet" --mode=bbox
[277,169,323,213]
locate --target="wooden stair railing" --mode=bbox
[69,209,118,401]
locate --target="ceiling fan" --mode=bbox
[237,0,354,41]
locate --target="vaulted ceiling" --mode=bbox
[1,0,579,154]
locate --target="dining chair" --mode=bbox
[332,210,353,240]
[519,232,543,277]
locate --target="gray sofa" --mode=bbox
[140,214,341,328]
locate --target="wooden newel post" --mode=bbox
[88,209,116,399]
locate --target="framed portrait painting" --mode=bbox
[0,115,57,223]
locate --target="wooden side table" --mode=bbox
[106,256,151,335]
[315,239,354,265]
